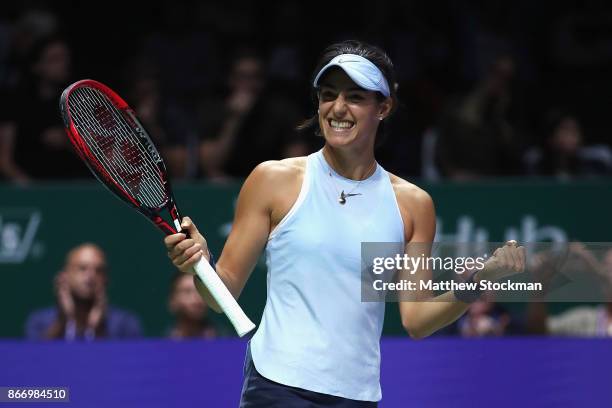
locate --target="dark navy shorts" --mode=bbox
[239,345,378,408]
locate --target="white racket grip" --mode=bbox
[192,258,256,337]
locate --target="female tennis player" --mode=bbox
[165,40,525,407]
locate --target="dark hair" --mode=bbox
[297,40,398,142]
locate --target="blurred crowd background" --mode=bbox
[1,1,612,341]
[2,0,612,184]
[20,242,612,340]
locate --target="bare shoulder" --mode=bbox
[249,157,306,187]
[240,158,306,221]
[388,172,436,242]
[388,173,434,209]
[273,156,307,173]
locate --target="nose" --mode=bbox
[82,266,97,280]
[331,93,348,117]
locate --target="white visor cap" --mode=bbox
[313,54,390,98]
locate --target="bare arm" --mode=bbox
[211,162,276,298]
[165,160,299,312]
[396,184,525,339]
[397,187,471,339]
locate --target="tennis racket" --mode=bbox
[59,79,255,337]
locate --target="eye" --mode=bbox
[320,90,337,102]
[347,93,365,102]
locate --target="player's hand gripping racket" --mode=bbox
[59,79,255,337]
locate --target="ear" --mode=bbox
[378,97,393,120]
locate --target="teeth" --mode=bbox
[330,119,354,129]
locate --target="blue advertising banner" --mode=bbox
[0,338,609,407]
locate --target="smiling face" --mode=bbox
[317,68,391,149]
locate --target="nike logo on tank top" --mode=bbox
[249,150,405,401]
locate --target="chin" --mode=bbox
[325,137,354,148]
[322,129,358,147]
[73,292,95,302]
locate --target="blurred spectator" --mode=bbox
[545,3,612,135]
[527,244,612,337]
[431,297,524,338]
[25,243,142,341]
[197,50,309,180]
[523,110,612,178]
[140,2,220,108]
[135,2,221,180]
[543,302,612,337]
[0,8,59,90]
[433,54,526,179]
[0,36,89,183]
[123,71,196,179]
[457,300,512,337]
[167,273,218,339]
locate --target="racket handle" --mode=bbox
[192,258,256,337]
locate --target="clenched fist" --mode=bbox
[477,240,526,282]
[164,217,209,274]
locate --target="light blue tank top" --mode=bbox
[250,149,405,401]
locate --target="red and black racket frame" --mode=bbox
[60,79,184,236]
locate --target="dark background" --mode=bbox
[2,0,612,180]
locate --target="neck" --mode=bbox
[322,144,376,180]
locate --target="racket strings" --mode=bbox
[69,87,168,208]
[72,91,164,208]
[72,87,166,207]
